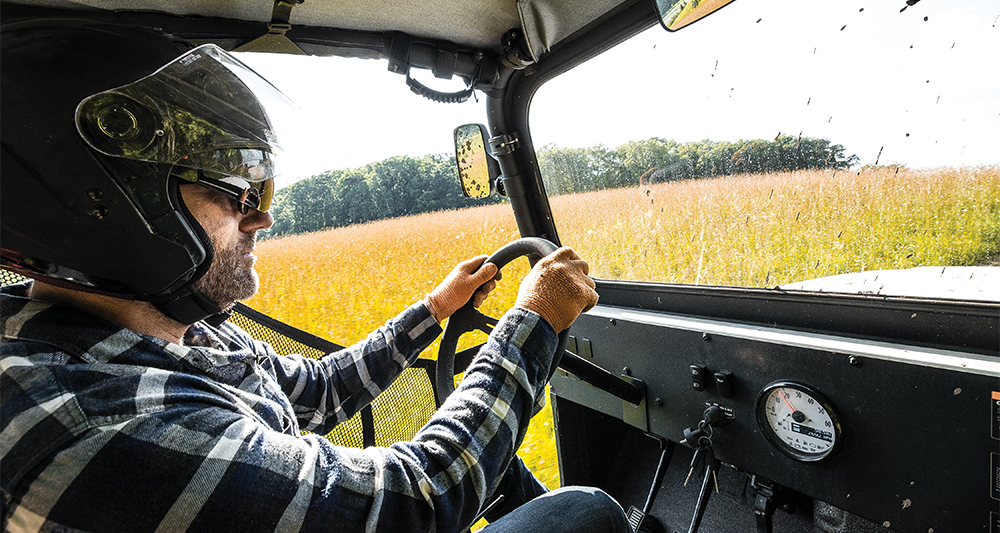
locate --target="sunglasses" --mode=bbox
[176,168,274,214]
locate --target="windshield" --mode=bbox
[222,5,997,489]
[530,0,999,298]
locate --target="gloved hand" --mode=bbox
[515,247,598,333]
[425,255,501,322]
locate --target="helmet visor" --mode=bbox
[76,44,292,183]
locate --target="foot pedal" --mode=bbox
[626,506,644,532]
[626,506,663,533]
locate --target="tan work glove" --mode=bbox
[425,255,501,322]
[515,247,598,333]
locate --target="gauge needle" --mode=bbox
[780,392,808,423]
[780,392,797,412]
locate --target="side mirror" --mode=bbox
[454,123,501,198]
[653,0,736,31]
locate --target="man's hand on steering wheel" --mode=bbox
[515,247,598,333]
[426,255,501,322]
[434,239,598,404]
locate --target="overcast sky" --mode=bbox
[239,0,999,190]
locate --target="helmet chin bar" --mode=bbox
[1,253,224,326]
[156,173,227,326]
[153,286,227,326]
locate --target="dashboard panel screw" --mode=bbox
[702,332,712,342]
[849,356,861,366]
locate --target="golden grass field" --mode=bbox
[247,165,999,489]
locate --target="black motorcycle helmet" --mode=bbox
[1,19,281,324]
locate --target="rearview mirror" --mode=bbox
[454,123,500,198]
[653,0,736,31]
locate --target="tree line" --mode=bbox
[538,135,858,195]
[265,154,502,238]
[265,135,857,238]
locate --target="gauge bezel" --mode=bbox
[755,380,842,463]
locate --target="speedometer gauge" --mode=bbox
[755,381,841,462]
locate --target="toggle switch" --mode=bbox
[714,370,734,397]
[690,364,708,392]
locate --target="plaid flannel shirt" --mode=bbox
[0,282,557,532]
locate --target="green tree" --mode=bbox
[263,135,857,239]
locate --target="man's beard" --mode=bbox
[195,232,259,311]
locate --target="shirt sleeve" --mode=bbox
[4,304,558,533]
[267,308,559,533]
[261,301,443,434]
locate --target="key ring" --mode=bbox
[697,420,714,439]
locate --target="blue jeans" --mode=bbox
[481,485,630,533]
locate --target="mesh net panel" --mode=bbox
[229,309,333,360]
[324,410,368,449]
[2,269,440,449]
[371,363,438,446]
[229,303,440,447]
[1,270,26,286]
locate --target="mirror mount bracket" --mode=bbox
[488,131,532,208]
[494,176,507,197]
[488,133,519,157]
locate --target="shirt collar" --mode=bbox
[1,281,255,375]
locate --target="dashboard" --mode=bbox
[549,281,1000,533]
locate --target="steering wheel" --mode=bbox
[435,237,570,405]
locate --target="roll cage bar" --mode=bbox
[485,0,659,245]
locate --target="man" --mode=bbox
[0,18,628,533]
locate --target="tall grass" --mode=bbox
[247,166,998,489]
[249,204,523,345]
[557,166,999,285]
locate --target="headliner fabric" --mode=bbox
[7,0,634,59]
[6,0,523,52]
[517,0,630,60]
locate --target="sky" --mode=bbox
[238,0,1000,191]
[237,53,488,189]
